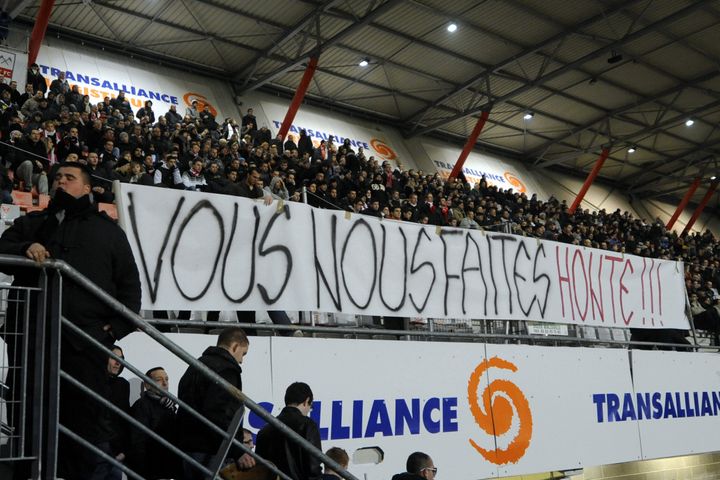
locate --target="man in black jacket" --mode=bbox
[176,327,255,480]
[391,452,437,480]
[256,382,322,480]
[0,162,141,479]
[129,366,180,479]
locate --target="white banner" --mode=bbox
[116,183,688,329]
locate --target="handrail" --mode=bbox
[144,320,714,351]
[0,255,359,480]
[61,317,294,480]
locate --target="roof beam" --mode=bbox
[401,0,643,125]
[408,1,708,138]
[241,0,405,93]
[530,70,719,160]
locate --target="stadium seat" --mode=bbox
[10,191,33,208]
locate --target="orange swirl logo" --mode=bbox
[503,171,526,193]
[467,357,532,465]
[183,92,218,117]
[370,138,397,160]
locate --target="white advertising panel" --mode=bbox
[628,350,720,460]
[35,43,230,120]
[116,183,689,330]
[117,335,648,480]
[260,100,414,170]
[421,140,548,198]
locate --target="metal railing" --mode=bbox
[0,255,359,480]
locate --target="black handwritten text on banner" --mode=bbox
[116,184,688,329]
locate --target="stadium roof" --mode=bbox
[11,0,720,205]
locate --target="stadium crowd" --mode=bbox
[0,64,718,334]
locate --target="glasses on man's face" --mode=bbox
[422,467,438,475]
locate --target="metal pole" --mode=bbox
[568,147,610,214]
[40,271,61,480]
[680,180,719,236]
[302,185,308,204]
[449,110,490,180]
[277,56,319,140]
[666,177,701,230]
[28,0,56,65]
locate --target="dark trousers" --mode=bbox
[57,339,113,479]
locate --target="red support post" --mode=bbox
[277,56,319,141]
[449,110,490,180]
[567,147,610,215]
[28,0,56,65]
[681,180,719,236]
[666,177,701,230]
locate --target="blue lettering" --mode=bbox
[422,398,441,433]
[137,88,148,98]
[442,397,458,432]
[675,392,686,418]
[101,80,113,89]
[248,401,273,430]
[50,67,59,78]
[621,393,636,421]
[39,64,49,74]
[330,401,350,440]
[684,392,695,417]
[170,96,179,105]
[712,392,720,415]
[636,393,650,420]
[362,142,370,149]
[91,77,101,87]
[664,393,677,418]
[149,91,162,101]
[289,125,298,134]
[352,400,363,438]
[607,393,621,422]
[310,401,329,440]
[394,398,420,435]
[364,400,392,438]
[65,71,75,81]
[701,392,712,416]
[592,393,606,423]
[652,392,663,419]
[77,74,89,84]
[273,120,281,129]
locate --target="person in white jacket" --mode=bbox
[181,158,208,191]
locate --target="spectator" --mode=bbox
[392,452,437,480]
[154,153,183,189]
[49,71,70,95]
[100,345,131,480]
[26,63,46,94]
[185,100,200,120]
[321,447,349,480]
[15,128,49,193]
[256,382,322,480]
[0,162,141,479]
[241,108,257,135]
[136,100,155,124]
[176,327,254,480]
[128,366,180,479]
[182,158,208,191]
